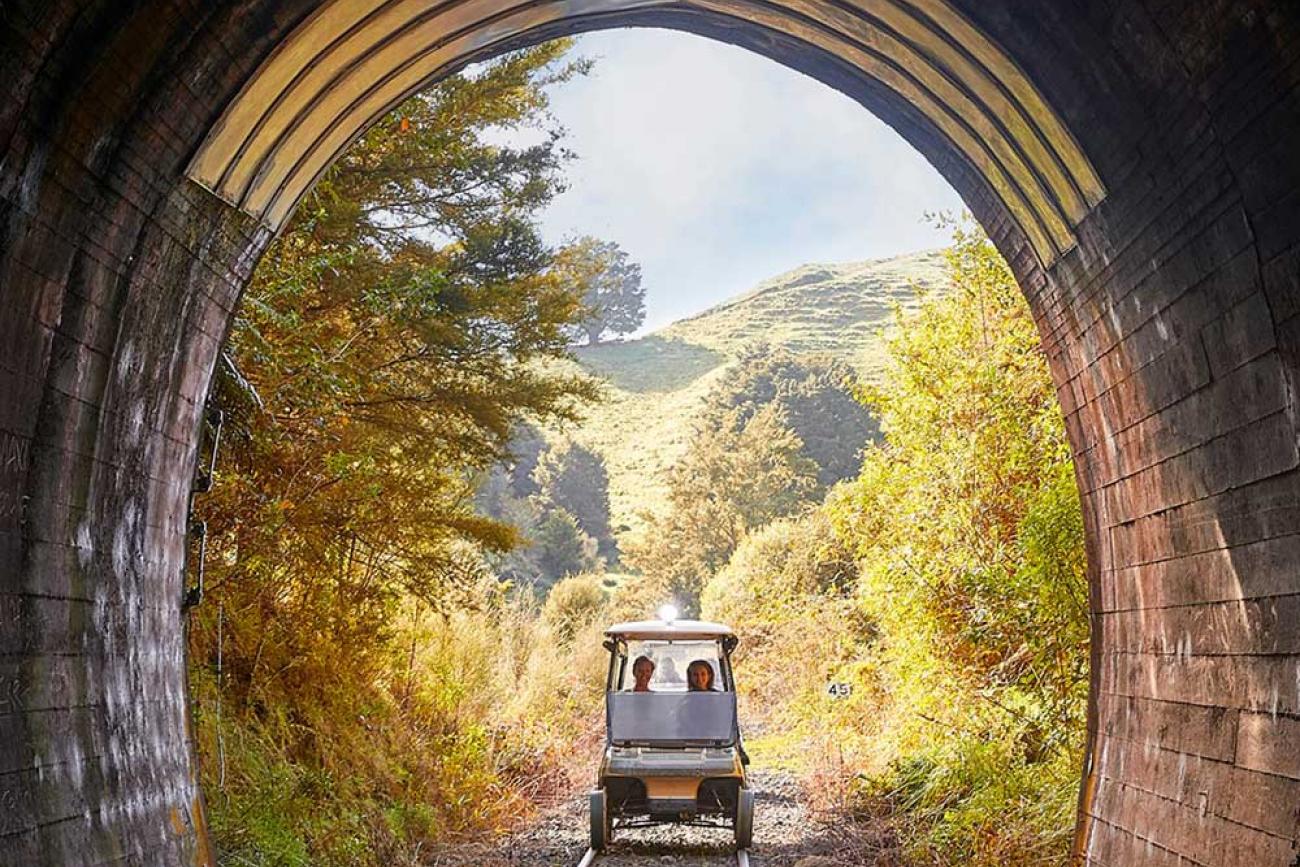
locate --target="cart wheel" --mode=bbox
[589,789,610,850]
[734,788,755,848]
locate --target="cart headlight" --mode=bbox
[658,603,679,624]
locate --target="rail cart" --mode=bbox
[589,611,754,851]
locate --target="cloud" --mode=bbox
[524,28,965,330]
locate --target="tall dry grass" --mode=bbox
[191,584,609,866]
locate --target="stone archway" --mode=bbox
[2,2,1298,864]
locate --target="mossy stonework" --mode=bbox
[2,1,1299,864]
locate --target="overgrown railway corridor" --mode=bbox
[5,1,1300,865]
[427,772,871,867]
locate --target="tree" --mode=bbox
[823,221,1089,861]
[701,344,879,487]
[202,40,602,608]
[476,493,603,590]
[531,508,601,587]
[189,42,606,860]
[533,438,615,558]
[831,221,1087,698]
[477,434,615,584]
[475,421,547,521]
[624,403,819,611]
[504,422,548,499]
[554,237,646,344]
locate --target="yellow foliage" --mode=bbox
[701,512,887,769]
[542,572,609,643]
[192,592,608,866]
[827,222,1087,864]
[698,222,1088,865]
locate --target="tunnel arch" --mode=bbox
[2,2,1299,865]
[184,0,1104,261]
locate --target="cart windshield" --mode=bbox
[613,639,729,692]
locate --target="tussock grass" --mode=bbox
[192,592,610,865]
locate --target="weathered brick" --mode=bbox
[1104,594,1300,656]
[1091,775,1295,866]
[1086,815,1184,867]
[1102,652,1300,715]
[1235,711,1300,780]
[1080,352,1288,492]
[1107,534,1300,610]
[1098,693,1239,760]
[3,2,1300,865]
[1200,290,1277,377]
[1261,243,1300,322]
[1092,730,1300,839]
[1109,470,1300,569]
[1100,409,1298,524]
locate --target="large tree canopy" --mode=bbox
[533,438,615,558]
[624,402,820,612]
[701,344,878,487]
[190,43,608,861]
[554,236,646,344]
[205,42,600,615]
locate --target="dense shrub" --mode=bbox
[192,593,607,866]
[827,221,1088,864]
[543,573,609,642]
[701,512,883,757]
[697,222,1087,865]
[700,344,879,486]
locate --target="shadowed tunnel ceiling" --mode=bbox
[2,1,1300,865]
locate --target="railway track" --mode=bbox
[573,847,751,867]
[445,770,802,866]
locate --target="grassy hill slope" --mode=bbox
[552,249,951,541]
[661,249,949,373]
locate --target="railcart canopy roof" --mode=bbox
[605,619,734,640]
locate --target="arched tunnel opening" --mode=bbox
[2,2,1300,865]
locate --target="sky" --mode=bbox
[518,28,965,333]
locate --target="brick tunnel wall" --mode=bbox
[984,4,1300,862]
[1,1,1299,864]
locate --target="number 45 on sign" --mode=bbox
[826,682,852,698]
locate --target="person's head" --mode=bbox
[687,659,715,691]
[657,658,681,684]
[632,655,655,690]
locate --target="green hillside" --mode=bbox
[660,249,949,374]
[553,249,951,542]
